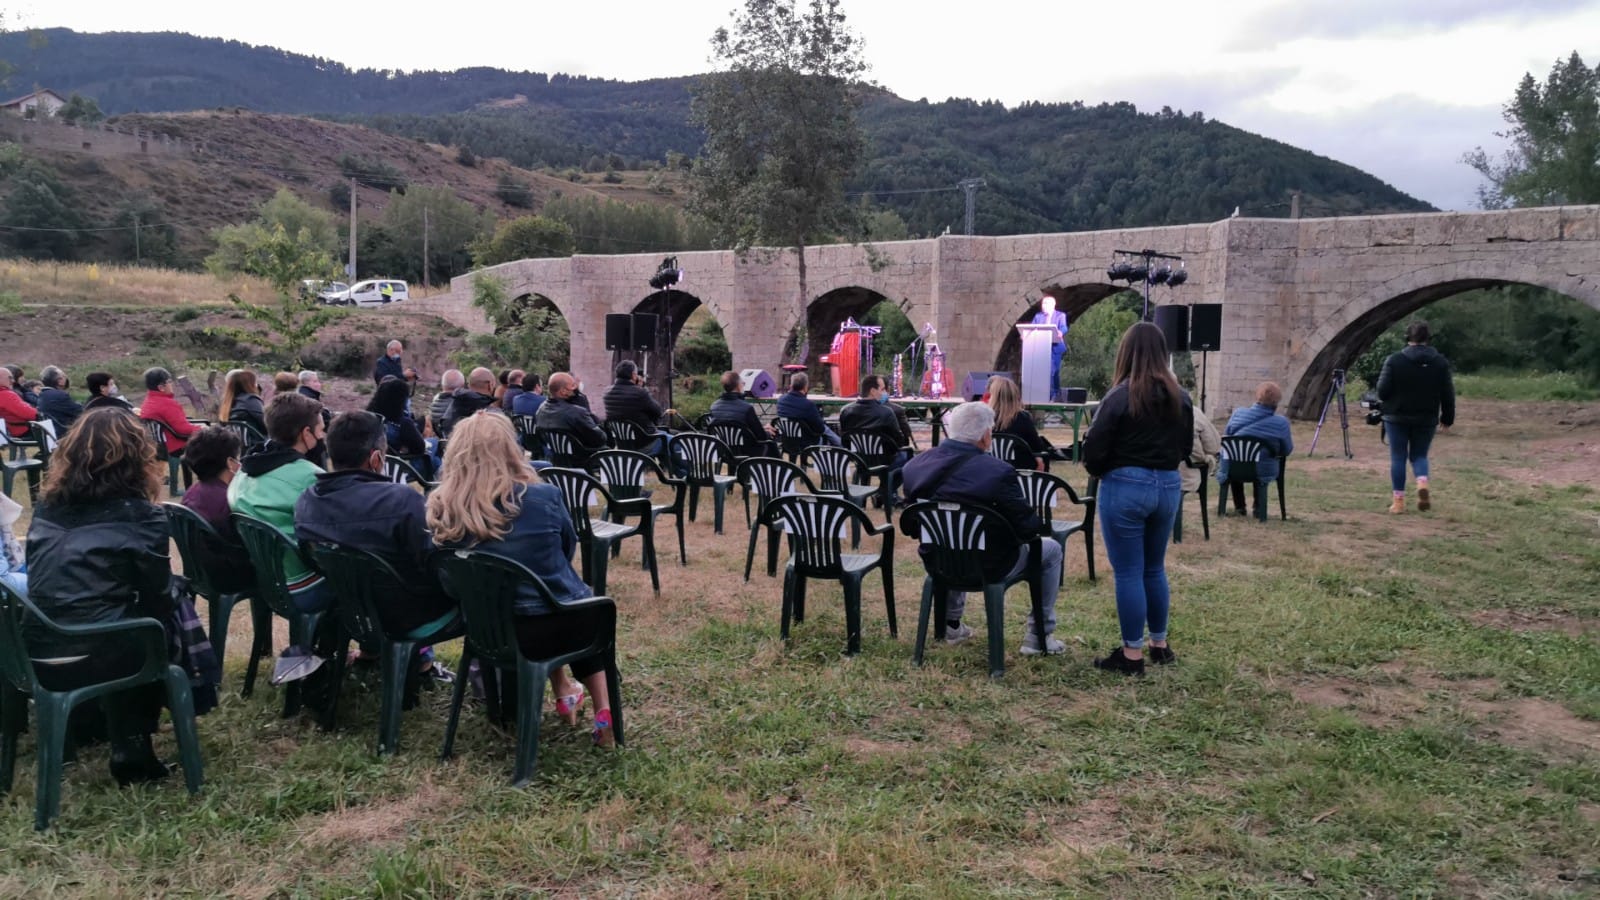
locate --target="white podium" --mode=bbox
[1016,323,1058,404]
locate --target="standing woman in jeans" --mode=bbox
[1080,322,1193,676]
[1376,321,1455,514]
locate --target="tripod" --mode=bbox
[1307,368,1352,459]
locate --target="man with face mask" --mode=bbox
[228,393,329,615]
[82,372,134,412]
[839,374,913,479]
[373,340,405,385]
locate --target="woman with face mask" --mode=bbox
[83,372,135,412]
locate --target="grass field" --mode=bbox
[0,397,1596,897]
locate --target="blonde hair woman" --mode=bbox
[424,414,614,745]
[983,375,1046,470]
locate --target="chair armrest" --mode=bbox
[28,612,170,665]
[610,497,652,514]
[867,521,894,537]
[549,595,618,614]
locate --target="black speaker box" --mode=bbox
[962,371,1007,401]
[1064,387,1088,404]
[1189,304,1222,351]
[1154,305,1189,353]
[604,313,632,351]
[631,313,658,350]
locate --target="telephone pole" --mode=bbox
[347,178,358,280]
[959,178,985,235]
[421,207,431,289]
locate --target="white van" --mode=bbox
[348,279,410,308]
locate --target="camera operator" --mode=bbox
[1376,320,1455,514]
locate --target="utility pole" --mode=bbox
[959,178,985,235]
[133,216,141,265]
[1290,190,1302,219]
[347,177,358,280]
[421,206,431,289]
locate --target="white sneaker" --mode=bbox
[943,623,975,646]
[1020,634,1066,656]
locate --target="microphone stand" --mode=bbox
[902,335,925,397]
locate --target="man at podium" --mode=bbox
[1031,295,1069,401]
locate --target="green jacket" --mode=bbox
[228,446,322,586]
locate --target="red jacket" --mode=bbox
[139,390,199,452]
[0,386,38,439]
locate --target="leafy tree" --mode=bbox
[689,0,870,363]
[472,215,575,266]
[372,184,493,284]
[1,161,86,259]
[494,172,533,208]
[57,92,103,125]
[339,153,407,192]
[466,274,570,374]
[1465,52,1600,208]
[209,224,342,368]
[107,193,179,266]
[207,189,340,274]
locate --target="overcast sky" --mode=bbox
[15,0,1599,211]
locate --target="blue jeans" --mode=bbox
[1384,422,1435,492]
[1096,467,1181,648]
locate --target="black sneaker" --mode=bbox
[1092,647,1146,676]
[1147,645,1176,665]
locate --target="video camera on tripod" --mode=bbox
[1359,392,1383,426]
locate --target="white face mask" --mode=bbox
[109,383,122,397]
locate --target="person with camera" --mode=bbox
[1377,320,1455,514]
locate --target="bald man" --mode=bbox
[441,366,499,436]
[373,340,405,385]
[535,371,608,462]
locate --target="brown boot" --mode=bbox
[1417,487,1431,511]
[1388,496,1405,515]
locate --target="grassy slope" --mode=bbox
[0,397,1595,896]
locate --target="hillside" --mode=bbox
[1,28,1432,250]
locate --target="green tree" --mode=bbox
[689,0,870,363]
[466,274,569,374]
[1,161,86,259]
[108,193,179,266]
[209,224,342,367]
[1465,51,1600,208]
[376,184,493,285]
[57,93,103,125]
[472,215,575,266]
[206,189,339,274]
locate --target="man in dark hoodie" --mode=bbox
[294,411,457,682]
[1377,320,1456,515]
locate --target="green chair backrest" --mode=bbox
[1219,435,1267,483]
[163,502,232,601]
[898,499,1026,591]
[306,542,405,646]
[0,579,37,694]
[762,493,876,578]
[430,549,561,671]
[231,512,307,619]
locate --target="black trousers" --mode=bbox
[34,642,163,740]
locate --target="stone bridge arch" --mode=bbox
[991,282,1132,376]
[1286,263,1600,418]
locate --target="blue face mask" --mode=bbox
[879,392,890,404]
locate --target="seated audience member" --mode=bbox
[297,369,333,428]
[1186,406,1221,498]
[219,369,268,438]
[178,425,255,593]
[425,414,615,744]
[902,401,1064,655]
[442,367,499,436]
[24,408,176,784]
[429,369,466,439]
[373,340,405,385]
[83,371,135,412]
[0,364,41,438]
[500,369,526,411]
[775,372,840,447]
[535,372,609,464]
[839,374,911,475]
[139,367,201,454]
[985,375,1046,470]
[294,411,455,682]
[272,371,299,397]
[4,365,39,407]
[1219,381,1294,515]
[37,365,84,432]
[228,393,328,616]
[602,360,672,452]
[367,377,436,478]
[1,492,25,597]
[708,370,778,456]
[511,373,546,417]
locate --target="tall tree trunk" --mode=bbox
[790,241,809,365]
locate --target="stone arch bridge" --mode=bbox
[400,206,1600,419]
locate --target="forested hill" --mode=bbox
[2,28,1432,234]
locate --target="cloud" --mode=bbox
[1224,0,1593,50]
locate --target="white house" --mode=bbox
[0,89,67,118]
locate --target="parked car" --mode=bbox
[318,282,350,305]
[348,279,410,308]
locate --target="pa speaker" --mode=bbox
[1189,304,1222,351]
[962,371,1007,402]
[604,314,632,351]
[739,368,777,399]
[1064,387,1088,404]
[1154,305,1189,353]
[631,314,658,350]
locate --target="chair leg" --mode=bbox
[791,574,808,624]
[712,485,727,535]
[983,586,1006,679]
[879,560,898,639]
[605,657,624,747]
[162,666,204,795]
[33,696,71,831]
[208,593,234,675]
[1277,476,1287,520]
[642,527,660,593]
[675,509,688,565]
[0,685,24,796]
[912,577,935,666]
[511,662,546,788]
[377,640,414,755]
[687,484,701,523]
[743,522,760,582]
[843,578,863,656]
[1217,480,1229,519]
[1173,492,1185,544]
[319,637,351,732]
[243,598,272,699]
[766,526,780,579]
[1200,479,1210,540]
[439,645,472,761]
[589,541,608,597]
[779,567,795,642]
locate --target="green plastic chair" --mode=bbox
[0,420,46,504]
[231,513,328,719]
[1217,435,1286,522]
[1015,470,1098,583]
[736,457,820,581]
[762,494,896,656]
[163,503,270,696]
[306,542,464,754]
[0,580,204,831]
[430,549,624,787]
[668,432,738,535]
[539,467,658,596]
[142,419,189,497]
[1174,461,1210,543]
[592,450,689,567]
[383,454,437,493]
[899,500,1047,679]
[842,431,902,522]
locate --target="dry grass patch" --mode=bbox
[300,782,452,849]
[1469,608,1595,639]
